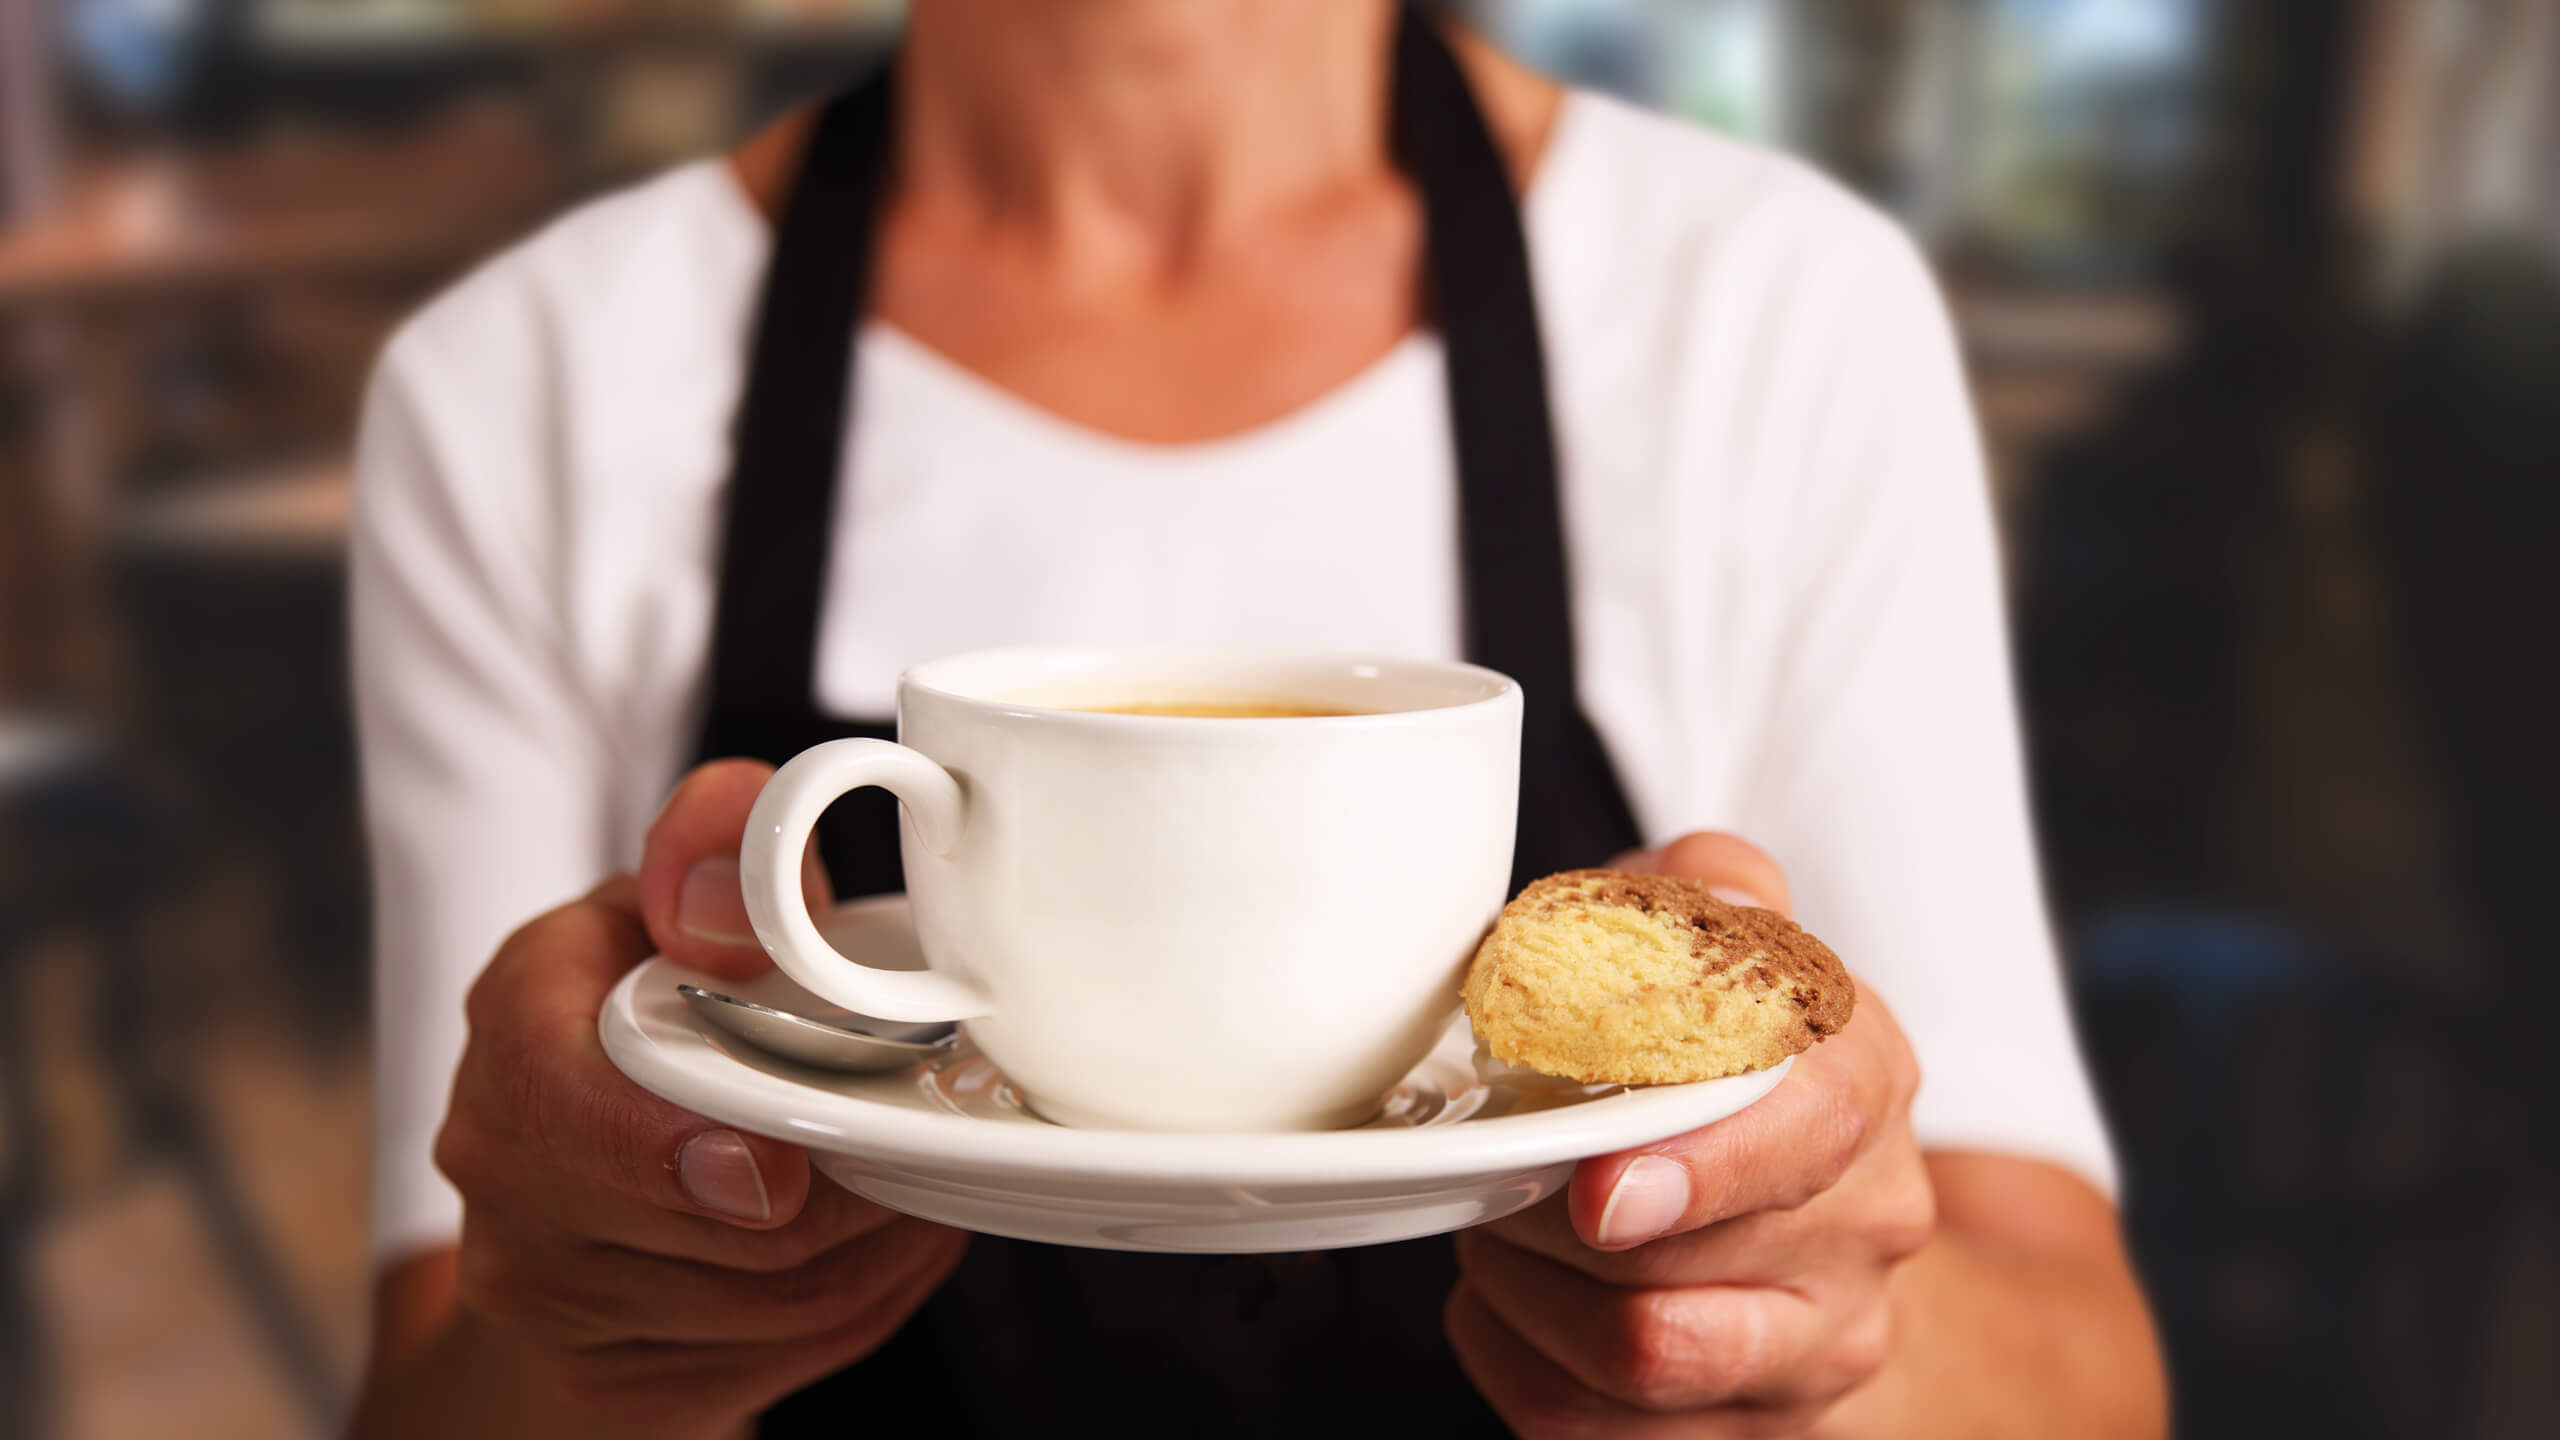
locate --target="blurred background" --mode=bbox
[1,0,2552,1434]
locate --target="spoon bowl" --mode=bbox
[680,983,958,1073]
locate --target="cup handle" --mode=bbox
[738,738,993,1023]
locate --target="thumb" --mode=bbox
[637,759,832,980]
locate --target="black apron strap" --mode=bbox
[695,12,1639,890]
[695,72,904,892]
[1392,15,1645,883]
[701,7,1645,1433]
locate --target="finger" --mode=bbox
[1566,992,1915,1250]
[716,1220,966,1404]
[477,877,653,1020]
[1566,1060,1863,1251]
[1486,1113,1933,1288]
[505,1222,968,1430]
[1640,832,1794,917]
[1444,1283,1812,1440]
[442,1040,817,1233]
[1480,1193,1838,1290]
[637,759,831,981]
[1454,1230,1830,1413]
[447,901,823,1229]
[474,1153,911,1271]
[603,1218,967,1345]
[469,1213,968,1347]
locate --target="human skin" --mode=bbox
[353,768,2164,1440]
[1444,838,2165,1438]
[351,4,2166,1434]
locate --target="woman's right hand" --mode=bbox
[352,761,968,1440]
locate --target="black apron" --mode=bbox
[702,10,1643,1434]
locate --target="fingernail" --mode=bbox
[677,857,757,946]
[1597,1156,1690,1248]
[1708,885,1768,911]
[678,1130,770,1222]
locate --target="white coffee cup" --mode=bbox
[737,646,1521,1131]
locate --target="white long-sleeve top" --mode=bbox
[353,89,2117,1263]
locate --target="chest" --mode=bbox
[810,328,1464,717]
[870,169,1424,447]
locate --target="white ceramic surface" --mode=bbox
[737,646,1524,1132]
[600,897,1794,1254]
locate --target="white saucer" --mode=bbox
[600,896,1792,1253]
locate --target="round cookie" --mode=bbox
[1462,870,1855,1085]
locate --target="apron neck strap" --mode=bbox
[700,8,1641,890]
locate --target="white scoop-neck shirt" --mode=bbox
[353,90,2117,1262]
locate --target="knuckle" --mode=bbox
[1601,1290,1708,1411]
[429,1116,483,1194]
[1892,1036,1924,1107]
[1872,1165,1938,1261]
[1831,1300,1896,1387]
[508,897,587,953]
[461,950,516,1035]
[1814,1075,1873,1191]
[464,910,579,1035]
[1708,1294,1786,1397]
[1767,1073,1869,1212]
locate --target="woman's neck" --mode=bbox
[899,0,1398,270]
[730,11,1561,241]
[722,5,1563,444]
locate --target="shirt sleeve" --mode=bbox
[351,286,621,1263]
[1725,212,2119,1193]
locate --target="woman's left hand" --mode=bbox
[1447,834,1935,1437]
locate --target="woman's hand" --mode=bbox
[1446,834,1934,1438]
[354,761,967,1440]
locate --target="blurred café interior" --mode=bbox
[0,0,2553,1435]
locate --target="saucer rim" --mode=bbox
[604,898,1795,1185]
